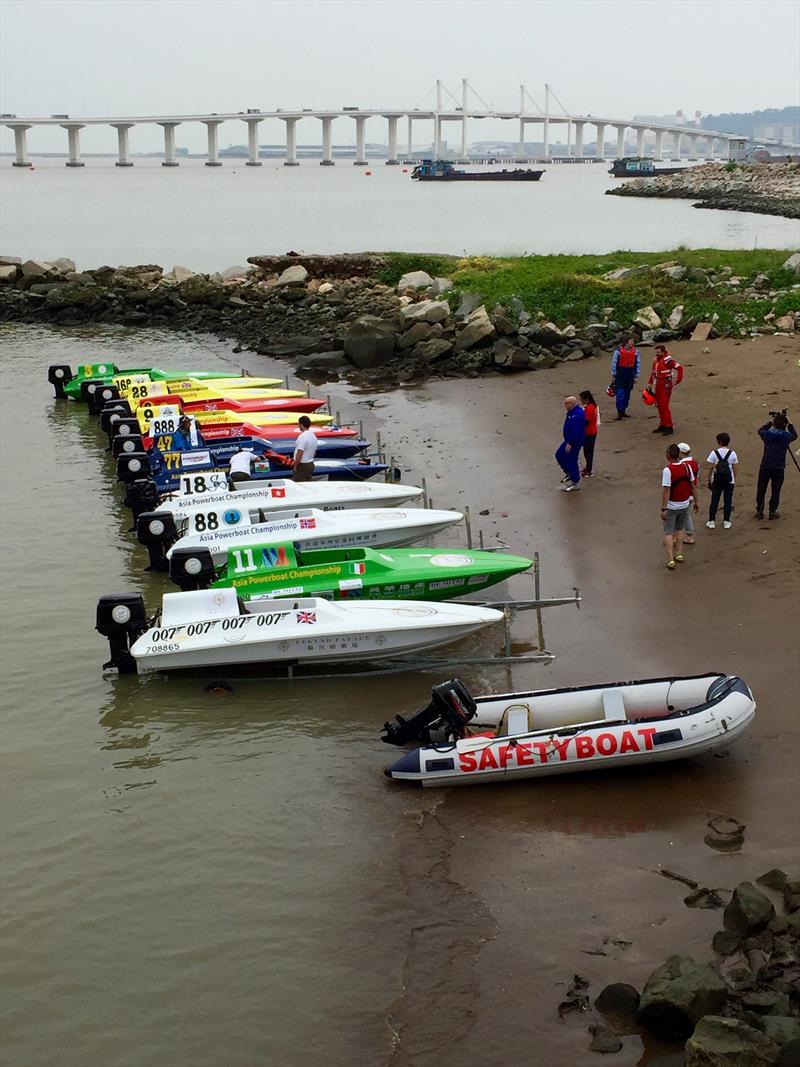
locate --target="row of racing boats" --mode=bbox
[52,358,756,786]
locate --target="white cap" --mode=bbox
[678,442,691,454]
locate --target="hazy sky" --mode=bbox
[1,0,798,152]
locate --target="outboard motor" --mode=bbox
[136,510,179,571]
[88,383,120,415]
[108,417,141,449]
[100,401,132,434]
[123,478,160,521]
[95,594,148,673]
[169,547,216,591]
[117,451,152,484]
[80,378,106,403]
[381,678,477,746]
[112,433,145,458]
[47,364,73,398]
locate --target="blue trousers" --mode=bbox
[556,441,581,484]
[615,367,636,413]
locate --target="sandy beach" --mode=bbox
[365,333,799,1065]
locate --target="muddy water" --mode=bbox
[1,324,798,1067]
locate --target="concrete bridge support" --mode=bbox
[159,122,180,166]
[62,123,85,167]
[245,119,262,165]
[687,133,699,161]
[203,120,223,165]
[112,123,134,166]
[320,116,335,164]
[9,124,32,167]
[406,115,413,159]
[615,124,626,159]
[433,114,442,160]
[518,118,526,160]
[460,114,468,159]
[354,116,367,164]
[595,122,606,158]
[283,117,299,165]
[385,115,399,164]
[574,121,585,158]
[654,130,664,160]
[635,127,646,157]
[672,131,682,160]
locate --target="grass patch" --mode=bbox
[379,249,799,332]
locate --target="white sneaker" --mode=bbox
[563,482,581,492]
[706,521,716,529]
[723,521,732,529]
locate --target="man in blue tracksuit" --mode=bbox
[610,337,641,418]
[755,412,797,519]
[555,396,586,491]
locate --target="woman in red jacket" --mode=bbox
[580,390,600,477]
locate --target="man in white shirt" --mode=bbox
[229,447,258,483]
[293,416,318,482]
[705,432,739,529]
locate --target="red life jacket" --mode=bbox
[667,461,694,503]
[617,344,637,369]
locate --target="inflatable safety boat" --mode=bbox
[383,674,756,786]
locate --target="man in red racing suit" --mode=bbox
[648,345,684,435]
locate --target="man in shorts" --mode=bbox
[661,442,699,570]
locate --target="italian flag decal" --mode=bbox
[351,562,366,574]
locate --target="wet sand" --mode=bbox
[354,334,799,1065]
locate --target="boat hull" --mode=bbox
[159,479,424,518]
[414,170,543,181]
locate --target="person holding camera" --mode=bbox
[756,410,797,520]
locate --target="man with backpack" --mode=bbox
[705,433,739,529]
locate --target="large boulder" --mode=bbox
[723,882,776,938]
[455,290,483,320]
[343,315,398,368]
[685,1016,779,1067]
[277,264,309,286]
[530,321,564,347]
[397,321,435,350]
[397,270,433,291]
[0,255,21,266]
[638,956,728,1040]
[430,277,453,295]
[661,265,687,281]
[0,264,18,282]
[456,305,496,350]
[50,257,76,274]
[165,265,197,283]
[20,259,53,279]
[400,299,449,325]
[782,252,800,274]
[762,1017,800,1048]
[218,265,250,281]
[414,338,453,362]
[668,305,685,329]
[603,265,651,281]
[493,341,530,371]
[634,306,662,330]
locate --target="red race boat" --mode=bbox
[187,421,360,442]
[136,392,326,415]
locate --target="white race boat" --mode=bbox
[383,674,756,786]
[95,591,502,673]
[161,506,464,569]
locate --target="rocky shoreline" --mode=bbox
[607,162,800,219]
[1,251,798,388]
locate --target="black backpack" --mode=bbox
[711,449,733,487]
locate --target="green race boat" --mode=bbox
[203,542,533,602]
[48,361,260,400]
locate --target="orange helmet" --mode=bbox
[641,387,657,406]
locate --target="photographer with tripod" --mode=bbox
[755,409,797,521]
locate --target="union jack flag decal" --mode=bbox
[299,517,317,529]
[296,611,317,624]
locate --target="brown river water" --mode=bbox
[1,323,798,1066]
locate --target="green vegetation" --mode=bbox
[379,249,799,333]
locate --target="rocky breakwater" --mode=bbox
[0,255,607,388]
[579,873,800,1065]
[606,162,800,219]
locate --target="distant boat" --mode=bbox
[411,160,544,182]
[609,157,686,178]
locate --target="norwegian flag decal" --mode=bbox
[271,487,286,498]
[299,517,317,529]
[296,611,317,624]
